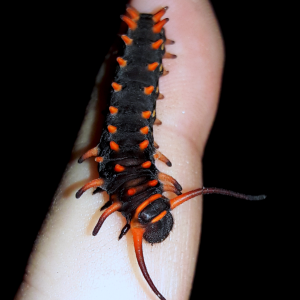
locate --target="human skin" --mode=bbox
[15,0,224,299]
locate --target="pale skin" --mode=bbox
[15,0,224,299]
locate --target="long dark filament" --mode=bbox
[170,187,266,210]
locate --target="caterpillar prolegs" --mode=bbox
[76,6,266,300]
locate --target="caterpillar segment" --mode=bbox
[76,6,266,300]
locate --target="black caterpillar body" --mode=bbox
[76,7,266,300]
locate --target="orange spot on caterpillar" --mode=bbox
[110,141,119,151]
[152,6,168,23]
[121,35,133,45]
[120,15,137,30]
[152,39,163,50]
[112,82,122,91]
[140,126,149,134]
[148,62,159,71]
[139,140,149,150]
[109,106,118,114]
[144,86,154,95]
[127,188,136,196]
[148,180,158,187]
[142,111,151,119]
[126,6,140,21]
[114,164,125,172]
[151,210,167,223]
[117,57,127,67]
[95,156,104,163]
[153,18,169,33]
[107,125,117,133]
[141,161,152,168]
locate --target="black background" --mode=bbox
[7,1,273,299]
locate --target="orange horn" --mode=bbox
[158,172,182,191]
[78,146,99,163]
[92,201,122,236]
[153,18,169,33]
[131,227,166,300]
[120,15,137,30]
[126,6,140,21]
[153,6,168,23]
[76,178,104,198]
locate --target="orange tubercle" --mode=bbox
[144,86,154,95]
[78,146,98,163]
[148,62,159,71]
[121,15,137,30]
[112,82,122,92]
[117,57,127,67]
[95,156,104,163]
[148,180,158,187]
[110,141,119,151]
[75,178,104,199]
[126,6,140,21]
[139,140,149,150]
[121,35,133,45]
[142,111,151,119]
[114,164,125,172]
[141,161,152,168]
[152,39,163,50]
[140,126,149,134]
[152,7,168,23]
[153,18,169,33]
[109,106,118,114]
[107,125,117,133]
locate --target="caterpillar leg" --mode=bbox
[154,118,162,125]
[158,93,164,99]
[118,223,130,240]
[162,69,169,76]
[165,39,175,45]
[163,52,177,59]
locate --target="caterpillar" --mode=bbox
[76,6,266,300]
